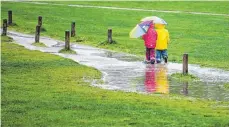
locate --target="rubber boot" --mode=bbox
[150,59,155,64]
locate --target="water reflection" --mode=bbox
[180,82,188,96]
[144,64,169,94]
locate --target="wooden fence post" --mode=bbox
[38,16,42,26]
[108,28,112,43]
[71,22,75,37]
[2,19,7,36]
[35,25,41,43]
[65,30,70,50]
[8,10,12,25]
[183,53,188,75]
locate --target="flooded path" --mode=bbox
[6,31,229,101]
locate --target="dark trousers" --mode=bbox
[146,48,155,61]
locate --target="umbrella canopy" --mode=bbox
[129,16,167,38]
[129,20,152,38]
[141,16,167,25]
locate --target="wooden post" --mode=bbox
[183,53,188,75]
[2,19,7,36]
[35,25,41,43]
[8,10,12,25]
[65,30,70,50]
[38,16,42,26]
[108,28,112,43]
[71,22,75,37]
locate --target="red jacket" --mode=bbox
[142,24,157,48]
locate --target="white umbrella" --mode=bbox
[129,20,152,38]
[141,16,167,25]
[129,24,146,38]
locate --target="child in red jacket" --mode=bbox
[142,22,157,64]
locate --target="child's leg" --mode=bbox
[150,48,155,60]
[156,50,162,63]
[162,50,168,63]
[149,48,155,64]
[146,48,150,61]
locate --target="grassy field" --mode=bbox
[1,2,229,70]
[47,1,229,14]
[2,36,229,126]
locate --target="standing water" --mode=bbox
[6,31,229,101]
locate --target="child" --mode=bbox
[155,24,170,63]
[142,22,157,64]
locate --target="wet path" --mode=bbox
[7,31,229,101]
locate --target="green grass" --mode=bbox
[31,42,47,47]
[171,73,199,82]
[1,35,13,42]
[1,1,229,70]
[46,1,229,14]
[59,48,77,54]
[224,83,229,90]
[2,36,229,127]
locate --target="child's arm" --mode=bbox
[142,34,146,40]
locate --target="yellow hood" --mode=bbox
[155,24,165,29]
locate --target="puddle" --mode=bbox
[169,80,229,101]
[131,64,229,101]
[92,51,143,62]
[6,31,229,101]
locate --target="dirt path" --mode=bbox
[6,31,229,101]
